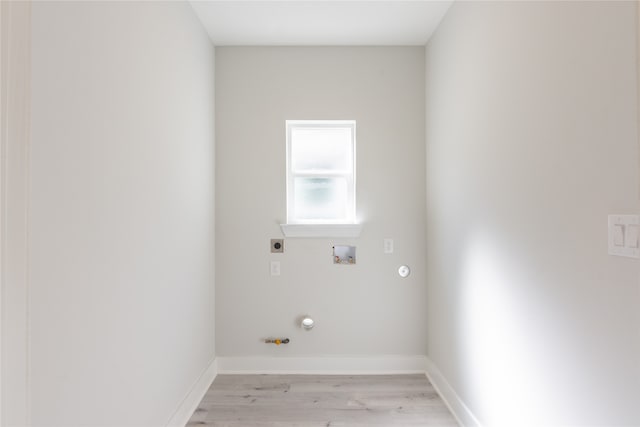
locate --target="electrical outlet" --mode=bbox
[271,239,284,253]
[384,238,394,254]
[270,261,281,276]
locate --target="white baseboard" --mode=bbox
[425,357,482,427]
[216,355,428,375]
[166,357,218,427]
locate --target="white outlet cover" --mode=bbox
[608,215,640,259]
[384,238,394,254]
[270,261,281,276]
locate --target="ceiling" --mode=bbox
[189,1,454,46]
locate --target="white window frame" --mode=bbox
[286,120,356,225]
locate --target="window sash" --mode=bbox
[286,120,356,224]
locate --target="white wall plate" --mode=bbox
[608,214,640,258]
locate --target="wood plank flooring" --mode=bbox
[187,374,458,426]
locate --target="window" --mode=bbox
[286,120,356,225]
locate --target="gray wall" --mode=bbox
[29,2,216,424]
[215,47,427,359]
[1,2,32,424]
[425,2,640,425]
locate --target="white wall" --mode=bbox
[425,2,640,426]
[1,1,32,425]
[29,2,215,425]
[215,47,427,364]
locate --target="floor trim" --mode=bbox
[424,357,482,427]
[216,355,428,375]
[166,356,218,427]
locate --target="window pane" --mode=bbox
[291,127,352,172]
[294,177,348,220]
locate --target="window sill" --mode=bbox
[280,223,363,238]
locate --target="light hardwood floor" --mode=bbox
[187,374,458,426]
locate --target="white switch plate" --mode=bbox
[627,225,639,248]
[608,215,640,258]
[384,238,394,254]
[613,224,625,247]
[270,261,281,276]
